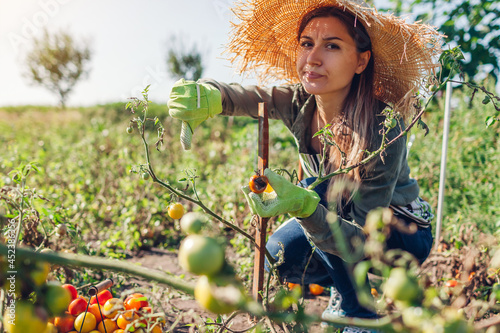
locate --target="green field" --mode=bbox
[0,85,499,331]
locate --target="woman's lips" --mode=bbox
[304,71,323,80]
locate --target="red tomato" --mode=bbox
[124,293,149,308]
[68,298,87,316]
[87,303,105,323]
[62,284,78,301]
[54,312,75,333]
[124,297,142,311]
[446,279,458,288]
[90,290,113,306]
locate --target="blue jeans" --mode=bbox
[266,178,433,319]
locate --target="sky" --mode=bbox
[0,0,257,106]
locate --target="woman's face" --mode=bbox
[296,16,371,99]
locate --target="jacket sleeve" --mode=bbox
[199,79,306,129]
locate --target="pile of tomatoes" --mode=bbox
[45,287,164,333]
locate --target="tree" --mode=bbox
[381,0,500,84]
[166,35,205,81]
[24,29,92,108]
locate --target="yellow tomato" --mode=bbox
[168,202,185,219]
[102,298,123,318]
[74,312,97,333]
[97,319,118,333]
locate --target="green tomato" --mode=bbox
[126,127,133,134]
[384,117,397,129]
[194,275,245,314]
[141,172,150,180]
[383,267,420,304]
[44,282,72,316]
[178,235,224,276]
[180,212,206,235]
[29,261,51,286]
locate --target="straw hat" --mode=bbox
[227,0,443,117]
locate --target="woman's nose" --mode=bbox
[307,47,322,66]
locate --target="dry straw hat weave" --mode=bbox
[227,0,444,117]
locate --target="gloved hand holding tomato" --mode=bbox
[241,169,320,218]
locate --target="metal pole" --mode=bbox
[434,82,452,249]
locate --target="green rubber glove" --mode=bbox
[241,169,321,218]
[167,79,222,150]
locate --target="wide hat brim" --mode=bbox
[226,0,443,117]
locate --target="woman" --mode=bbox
[168,1,441,332]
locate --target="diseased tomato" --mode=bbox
[102,298,123,319]
[168,202,185,220]
[249,175,268,194]
[116,310,139,330]
[178,235,225,276]
[56,223,68,236]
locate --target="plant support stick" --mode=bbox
[253,103,269,301]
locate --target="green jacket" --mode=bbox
[202,79,420,260]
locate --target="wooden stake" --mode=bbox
[253,102,269,301]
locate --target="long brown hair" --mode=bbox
[298,7,378,207]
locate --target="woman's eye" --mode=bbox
[300,41,313,48]
[327,43,340,50]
